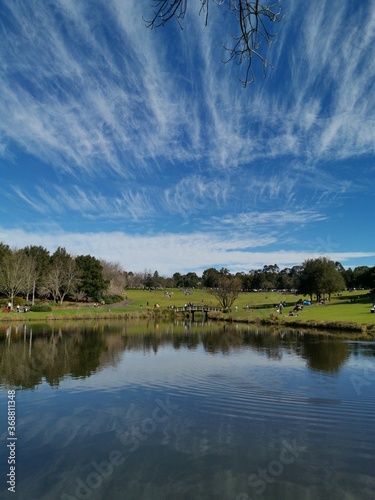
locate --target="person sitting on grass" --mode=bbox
[288,310,298,317]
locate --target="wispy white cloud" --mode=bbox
[218,210,327,229]
[274,0,375,162]
[1,0,374,273]
[1,0,374,183]
[11,186,46,213]
[1,227,374,276]
[164,174,229,217]
[11,184,156,221]
[0,0,200,177]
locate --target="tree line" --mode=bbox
[0,243,374,306]
[175,261,374,300]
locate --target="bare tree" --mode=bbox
[100,260,126,296]
[0,249,31,307]
[41,259,81,304]
[70,290,87,303]
[22,253,38,304]
[211,274,242,309]
[127,271,146,289]
[145,0,283,86]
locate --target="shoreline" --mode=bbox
[1,308,375,337]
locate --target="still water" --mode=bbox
[0,320,374,500]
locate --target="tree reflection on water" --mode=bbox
[0,320,372,389]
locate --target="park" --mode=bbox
[1,287,375,336]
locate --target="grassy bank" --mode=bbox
[1,288,374,335]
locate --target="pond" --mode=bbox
[0,320,374,499]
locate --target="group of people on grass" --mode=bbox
[2,302,30,313]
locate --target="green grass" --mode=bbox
[133,288,375,330]
[1,289,374,333]
[124,288,302,309]
[282,298,374,324]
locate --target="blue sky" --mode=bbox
[1,0,374,276]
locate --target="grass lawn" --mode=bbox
[124,288,302,309]
[282,298,375,324]
[127,289,375,325]
[119,288,375,328]
[1,288,374,331]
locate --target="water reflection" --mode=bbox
[0,320,372,390]
[301,339,350,373]
[0,320,374,499]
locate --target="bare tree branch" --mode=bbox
[145,0,283,86]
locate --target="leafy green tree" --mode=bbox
[367,267,375,290]
[202,267,220,288]
[23,246,50,275]
[51,247,72,266]
[219,267,231,276]
[298,257,346,302]
[173,272,183,287]
[183,272,200,288]
[352,266,374,289]
[322,264,346,300]
[153,270,161,288]
[75,255,109,301]
[260,264,279,290]
[276,267,293,290]
[290,265,303,290]
[173,271,199,288]
[235,271,252,291]
[0,243,11,263]
[343,267,354,289]
[143,269,154,289]
[263,264,279,274]
[248,269,262,290]
[334,261,345,274]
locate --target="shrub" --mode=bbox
[103,295,124,304]
[162,308,175,319]
[30,305,52,312]
[0,297,25,307]
[13,296,25,307]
